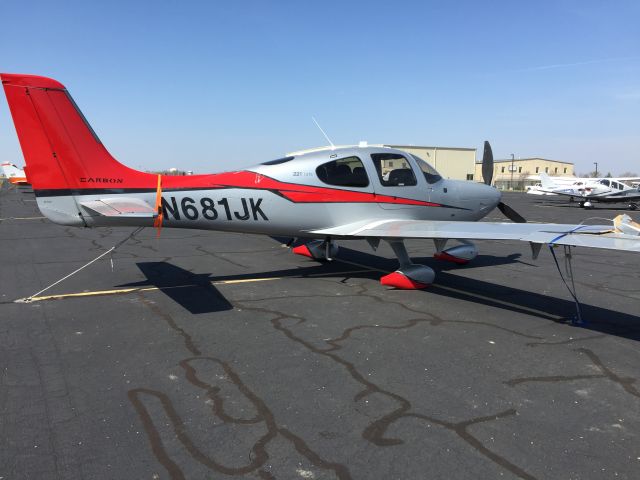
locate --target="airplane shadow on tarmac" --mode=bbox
[122,249,640,342]
[124,262,234,314]
[118,260,383,314]
[430,272,640,340]
[341,246,640,340]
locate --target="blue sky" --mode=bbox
[1,0,638,174]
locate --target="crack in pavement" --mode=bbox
[137,294,202,356]
[194,245,250,269]
[526,334,607,348]
[232,288,540,480]
[505,348,640,400]
[131,294,352,479]
[237,283,545,341]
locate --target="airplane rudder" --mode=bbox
[1,75,73,190]
[2,73,145,190]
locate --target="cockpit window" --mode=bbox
[410,154,442,184]
[316,156,369,187]
[600,179,610,187]
[371,153,417,187]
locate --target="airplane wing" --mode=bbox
[79,198,157,218]
[537,188,583,198]
[309,215,640,253]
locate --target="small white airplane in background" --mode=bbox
[538,173,640,210]
[527,173,585,195]
[1,162,29,185]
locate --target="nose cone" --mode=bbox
[460,181,499,207]
[478,183,501,216]
[490,185,502,207]
[447,180,501,220]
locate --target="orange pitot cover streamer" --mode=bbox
[153,174,163,237]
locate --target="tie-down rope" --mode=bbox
[548,244,583,324]
[18,227,145,303]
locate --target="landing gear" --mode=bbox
[292,239,338,261]
[380,240,435,289]
[579,200,593,209]
[629,203,638,211]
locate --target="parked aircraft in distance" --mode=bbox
[1,162,28,185]
[1,73,639,290]
[538,173,640,210]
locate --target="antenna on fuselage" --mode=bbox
[311,117,335,150]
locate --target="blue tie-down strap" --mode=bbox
[548,225,589,246]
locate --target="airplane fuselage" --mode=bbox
[35,147,501,236]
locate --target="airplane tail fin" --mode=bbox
[1,73,159,224]
[1,74,154,193]
[539,172,557,190]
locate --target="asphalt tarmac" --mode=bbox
[1,185,639,480]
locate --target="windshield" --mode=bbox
[410,154,442,184]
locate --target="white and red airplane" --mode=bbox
[537,173,640,210]
[1,162,29,185]
[2,73,640,289]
